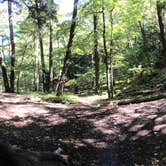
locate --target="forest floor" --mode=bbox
[0,93,166,166]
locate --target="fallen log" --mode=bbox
[117,92,166,105]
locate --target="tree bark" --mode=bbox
[117,92,166,105]
[156,1,166,68]
[38,29,46,92]
[49,19,54,91]
[56,0,79,96]
[93,14,100,94]
[109,8,114,98]
[34,0,46,92]
[16,45,27,93]
[0,52,10,92]
[102,4,111,99]
[8,0,15,92]
[138,21,151,67]
[34,37,40,91]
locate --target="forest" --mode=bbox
[0,0,166,165]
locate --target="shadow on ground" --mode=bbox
[0,94,166,166]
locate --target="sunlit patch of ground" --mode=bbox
[79,94,107,105]
[0,93,165,165]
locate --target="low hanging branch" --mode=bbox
[56,0,79,96]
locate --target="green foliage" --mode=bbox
[65,71,94,91]
[30,92,79,103]
[67,54,91,79]
[0,0,165,96]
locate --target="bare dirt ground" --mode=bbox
[0,93,166,166]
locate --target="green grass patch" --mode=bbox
[27,92,80,104]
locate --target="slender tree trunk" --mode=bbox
[126,32,133,49]
[138,21,151,67]
[0,52,10,92]
[34,0,46,92]
[1,36,5,61]
[38,26,46,92]
[16,45,27,93]
[109,8,114,98]
[156,1,166,68]
[93,14,100,94]
[102,4,111,99]
[56,0,79,96]
[34,36,40,91]
[49,19,54,91]
[8,0,15,92]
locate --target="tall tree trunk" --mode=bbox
[34,37,40,91]
[38,26,46,92]
[109,8,114,98]
[8,0,15,92]
[156,1,166,68]
[56,0,79,96]
[49,19,54,91]
[16,45,27,93]
[34,0,46,92]
[0,52,10,92]
[1,36,6,61]
[138,21,151,67]
[102,4,111,99]
[93,14,100,94]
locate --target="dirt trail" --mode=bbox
[0,93,166,166]
[79,94,107,105]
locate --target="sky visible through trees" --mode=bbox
[0,1,165,165]
[0,0,165,96]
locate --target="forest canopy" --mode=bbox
[0,0,165,98]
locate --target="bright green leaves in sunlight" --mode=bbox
[0,0,165,96]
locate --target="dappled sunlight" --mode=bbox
[2,104,48,118]
[12,119,33,127]
[129,124,145,132]
[92,99,166,140]
[0,101,69,127]
[155,115,166,124]
[94,126,115,135]
[79,94,107,105]
[136,129,151,137]
[0,93,165,165]
[46,115,67,125]
[86,99,166,165]
[0,103,49,119]
[0,93,32,103]
[154,124,166,132]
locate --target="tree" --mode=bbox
[93,13,100,94]
[101,0,114,98]
[16,44,27,93]
[102,2,110,98]
[0,0,164,95]
[34,35,40,91]
[0,51,10,92]
[56,0,79,96]
[47,0,58,91]
[0,0,19,92]
[24,0,47,91]
[23,0,58,92]
[109,7,114,98]
[8,0,16,92]
[156,0,166,68]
